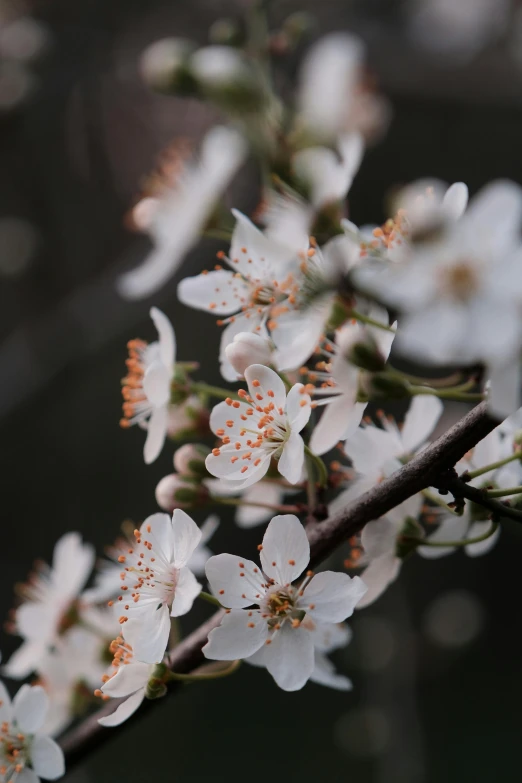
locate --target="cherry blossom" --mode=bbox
[0,683,65,782]
[4,533,95,679]
[203,514,366,691]
[119,307,176,464]
[309,305,396,456]
[205,365,312,488]
[117,510,203,663]
[117,126,247,299]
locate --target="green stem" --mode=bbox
[409,385,484,402]
[465,452,522,480]
[421,488,460,516]
[202,228,233,242]
[387,365,465,388]
[198,591,223,608]
[349,309,396,333]
[304,446,328,488]
[410,521,498,548]
[167,659,241,683]
[191,382,241,401]
[485,486,522,499]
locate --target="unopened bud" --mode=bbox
[155,474,208,511]
[346,335,386,373]
[209,18,244,47]
[140,38,197,95]
[190,45,265,111]
[225,332,273,376]
[145,679,168,700]
[513,430,522,448]
[173,443,209,476]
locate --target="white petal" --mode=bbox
[141,512,174,562]
[15,769,39,783]
[313,622,353,653]
[205,554,265,608]
[209,399,252,435]
[285,384,312,432]
[171,509,202,567]
[311,651,352,691]
[236,483,284,528]
[203,609,268,660]
[265,624,315,691]
[260,515,310,585]
[442,182,468,221]
[361,518,397,560]
[356,553,401,609]
[278,432,305,485]
[52,532,95,601]
[465,521,500,557]
[170,567,201,616]
[177,269,248,315]
[150,306,176,367]
[487,360,521,419]
[400,395,443,454]
[13,685,48,734]
[0,680,12,723]
[345,426,400,477]
[244,364,287,410]
[143,405,168,464]
[31,735,65,780]
[143,361,171,407]
[271,304,331,371]
[303,572,367,622]
[98,688,145,727]
[125,606,171,664]
[311,396,366,456]
[231,208,306,272]
[417,513,469,559]
[101,663,151,698]
[206,445,271,486]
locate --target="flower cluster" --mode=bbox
[6,5,522,776]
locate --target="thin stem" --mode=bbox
[409,521,498,548]
[485,486,522,499]
[349,309,396,333]
[202,228,233,242]
[433,472,522,524]
[198,591,222,608]
[167,659,241,683]
[305,454,317,514]
[211,495,301,513]
[421,488,460,515]
[409,385,484,402]
[387,365,465,388]
[304,446,328,488]
[191,382,241,401]
[465,452,522,480]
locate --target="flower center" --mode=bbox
[262,586,305,629]
[441,260,479,302]
[0,724,29,780]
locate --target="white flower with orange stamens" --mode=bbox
[96,630,155,728]
[116,511,202,664]
[354,181,522,379]
[4,533,95,680]
[0,683,65,782]
[309,305,396,456]
[120,307,176,464]
[117,125,247,300]
[205,365,312,488]
[203,514,366,691]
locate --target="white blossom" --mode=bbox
[203,514,366,691]
[4,533,95,680]
[0,683,65,782]
[354,181,522,372]
[309,305,397,456]
[117,126,247,299]
[205,365,312,488]
[120,307,175,464]
[117,511,203,663]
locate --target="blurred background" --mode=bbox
[2,0,522,780]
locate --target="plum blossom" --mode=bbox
[120,307,176,464]
[354,181,522,378]
[203,514,366,691]
[117,510,203,663]
[309,305,397,456]
[4,533,95,679]
[205,365,312,489]
[0,683,65,782]
[117,126,247,299]
[97,628,155,728]
[248,621,353,691]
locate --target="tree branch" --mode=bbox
[59,401,496,767]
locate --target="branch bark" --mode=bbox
[59,401,496,767]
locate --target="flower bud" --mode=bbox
[140,38,197,95]
[225,332,273,376]
[189,46,266,111]
[167,395,209,439]
[173,443,209,476]
[209,18,244,47]
[363,372,410,399]
[155,474,208,511]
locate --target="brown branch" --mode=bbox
[59,401,496,767]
